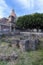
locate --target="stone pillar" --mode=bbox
[0,25,1,31]
[10,23,12,32]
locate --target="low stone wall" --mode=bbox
[20,32,43,38]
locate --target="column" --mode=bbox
[10,23,12,32]
[0,25,1,32]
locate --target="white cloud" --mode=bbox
[17,0,30,9]
[38,0,43,6]
[37,0,43,13]
[0,0,10,18]
[14,0,43,13]
[15,0,34,9]
[0,0,43,17]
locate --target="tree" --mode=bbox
[16,13,43,30]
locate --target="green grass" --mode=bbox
[0,37,43,65]
[0,61,7,65]
[15,50,43,65]
[0,50,43,65]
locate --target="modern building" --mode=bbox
[0,9,16,35]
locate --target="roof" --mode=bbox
[10,9,16,17]
[0,17,8,24]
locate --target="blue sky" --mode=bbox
[0,0,43,18]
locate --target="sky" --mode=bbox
[0,0,43,18]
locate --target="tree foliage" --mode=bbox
[16,13,43,30]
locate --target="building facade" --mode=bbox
[0,9,16,35]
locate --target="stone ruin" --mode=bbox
[19,38,39,51]
[8,37,39,51]
[2,34,40,52]
[0,52,18,61]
